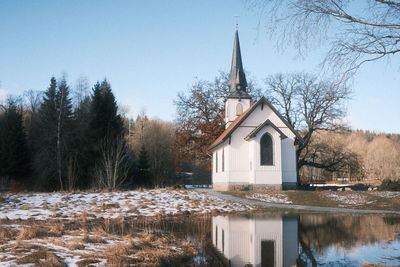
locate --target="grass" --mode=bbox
[0,216,199,266]
[225,190,400,211]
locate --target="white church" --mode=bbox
[209,29,301,191]
[212,215,299,267]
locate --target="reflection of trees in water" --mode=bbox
[297,215,400,266]
[75,216,225,266]
[122,216,225,266]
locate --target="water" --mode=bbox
[131,212,400,266]
[210,213,400,267]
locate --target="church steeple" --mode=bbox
[225,28,252,128]
[228,28,251,99]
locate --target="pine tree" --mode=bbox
[0,101,30,182]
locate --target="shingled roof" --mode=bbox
[208,97,302,151]
[244,119,288,140]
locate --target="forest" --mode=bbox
[0,76,176,191]
[0,73,399,192]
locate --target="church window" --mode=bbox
[222,229,225,252]
[236,103,243,115]
[215,152,218,173]
[222,149,225,172]
[260,133,273,165]
[215,226,218,246]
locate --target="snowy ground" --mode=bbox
[0,189,253,221]
[246,193,292,204]
[0,189,253,266]
[324,193,368,207]
[241,190,400,209]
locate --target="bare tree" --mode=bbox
[247,0,400,76]
[73,75,89,107]
[265,73,350,179]
[128,115,176,187]
[300,131,363,183]
[23,90,43,114]
[95,137,131,190]
[174,72,262,166]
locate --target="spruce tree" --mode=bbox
[0,101,30,182]
[89,80,124,142]
[73,96,92,188]
[85,79,124,187]
[33,77,58,190]
[55,78,73,190]
[137,145,151,187]
[33,77,74,190]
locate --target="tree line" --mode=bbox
[1,72,398,191]
[0,77,176,191]
[301,130,400,183]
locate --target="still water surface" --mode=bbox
[140,212,400,266]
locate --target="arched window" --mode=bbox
[260,133,273,165]
[236,103,243,115]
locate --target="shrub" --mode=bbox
[240,185,251,191]
[379,179,400,191]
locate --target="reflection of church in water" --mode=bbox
[212,215,298,267]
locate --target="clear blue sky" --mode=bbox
[1,0,399,133]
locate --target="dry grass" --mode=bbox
[17,225,46,240]
[101,202,120,210]
[0,227,18,241]
[0,209,203,266]
[13,245,64,266]
[41,253,67,267]
[76,259,102,267]
[81,233,106,244]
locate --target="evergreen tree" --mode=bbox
[55,78,74,190]
[33,77,74,190]
[84,79,125,187]
[32,77,58,190]
[73,96,92,188]
[136,145,151,187]
[0,101,30,182]
[89,80,124,142]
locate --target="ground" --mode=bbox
[1,188,399,266]
[225,190,400,211]
[0,189,253,266]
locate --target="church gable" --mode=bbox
[245,119,288,141]
[209,97,300,151]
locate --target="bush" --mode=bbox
[379,179,400,191]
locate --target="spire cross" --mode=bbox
[234,16,240,30]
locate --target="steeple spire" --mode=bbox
[228,28,251,99]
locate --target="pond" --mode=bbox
[135,212,400,266]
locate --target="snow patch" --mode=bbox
[0,189,253,220]
[246,193,292,204]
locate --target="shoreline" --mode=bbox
[203,189,400,215]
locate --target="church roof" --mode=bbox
[208,97,302,151]
[228,29,251,99]
[244,119,288,140]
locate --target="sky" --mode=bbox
[0,0,399,133]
